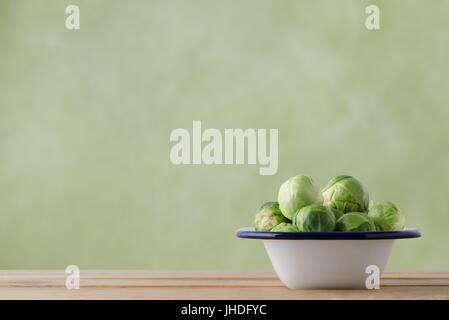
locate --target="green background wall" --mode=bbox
[0,0,448,269]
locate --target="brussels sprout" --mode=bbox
[293,204,336,232]
[278,175,323,220]
[368,201,405,231]
[374,223,382,232]
[322,175,369,213]
[336,212,376,232]
[254,201,289,231]
[329,208,344,221]
[271,222,299,232]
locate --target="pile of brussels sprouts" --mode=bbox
[254,175,405,232]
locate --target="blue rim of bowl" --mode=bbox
[236,227,422,240]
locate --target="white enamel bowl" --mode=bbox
[236,227,421,289]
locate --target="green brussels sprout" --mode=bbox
[278,175,323,220]
[368,201,405,231]
[270,222,299,232]
[374,222,382,232]
[293,204,336,232]
[329,208,344,221]
[254,201,289,231]
[336,212,376,232]
[322,175,369,213]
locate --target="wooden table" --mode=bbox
[0,270,447,300]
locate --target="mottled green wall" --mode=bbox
[0,0,448,269]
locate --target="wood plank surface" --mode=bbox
[0,270,447,300]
